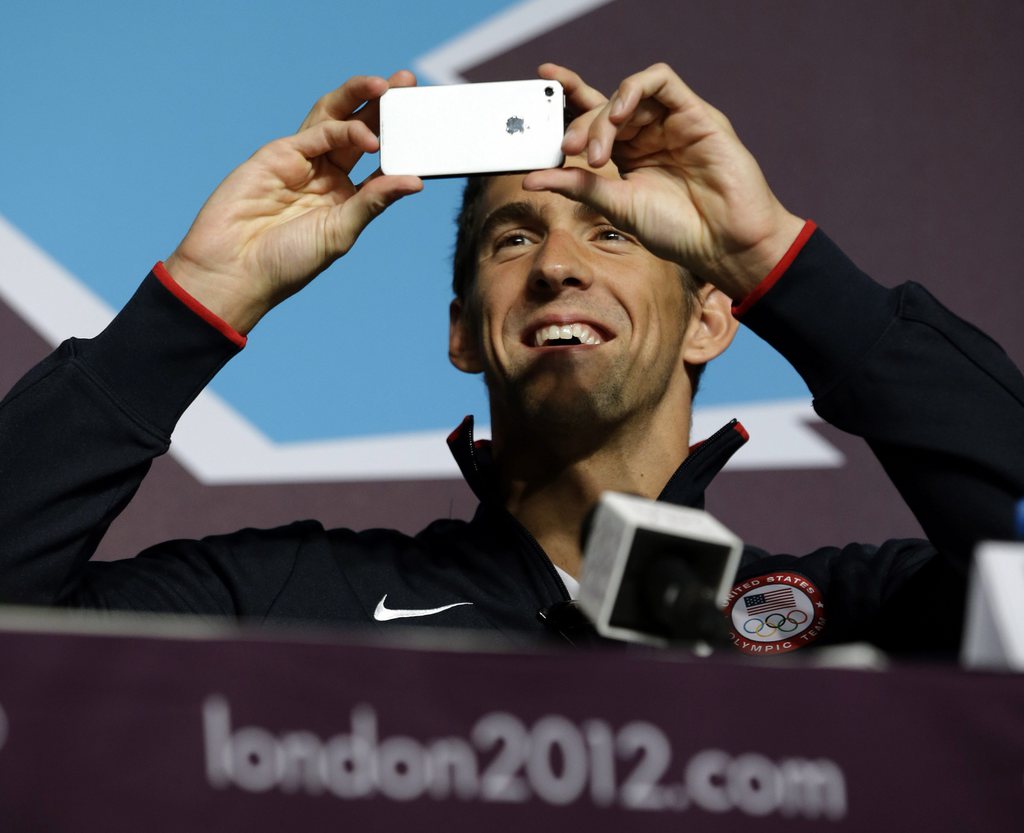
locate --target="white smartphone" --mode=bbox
[379,80,565,178]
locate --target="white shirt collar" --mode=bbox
[554,564,579,600]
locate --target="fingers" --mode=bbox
[538,62,607,113]
[294,71,414,175]
[299,69,416,132]
[521,166,627,229]
[608,63,699,124]
[289,118,380,161]
[579,63,707,167]
[357,70,417,135]
[327,172,423,256]
[538,63,612,159]
[300,75,386,132]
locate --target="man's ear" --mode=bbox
[449,298,483,374]
[682,285,739,366]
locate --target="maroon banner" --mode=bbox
[0,613,1020,831]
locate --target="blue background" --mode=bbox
[0,0,806,442]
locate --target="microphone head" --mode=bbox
[578,492,743,648]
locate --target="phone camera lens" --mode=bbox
[544,86,554,97]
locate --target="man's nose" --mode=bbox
[529,231,594,292]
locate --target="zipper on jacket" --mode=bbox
[496,505,572,603]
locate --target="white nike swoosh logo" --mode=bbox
[373,594,473,622]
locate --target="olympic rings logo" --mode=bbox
[741,610,809,637]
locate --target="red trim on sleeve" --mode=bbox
[731,220,817,319]
[152,262,247,349]
[733,421,749,442]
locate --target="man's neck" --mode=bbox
[494,415,691,578]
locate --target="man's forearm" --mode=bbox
[0,270,240,605]
[740,228,1024,562]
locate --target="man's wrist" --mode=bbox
[732,219,818,318]
[155,259,248,348]
[79,267,245,436]
[712,211,808,302]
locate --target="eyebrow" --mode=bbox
[478,199,605,243]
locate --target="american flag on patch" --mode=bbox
[743,588,796,616]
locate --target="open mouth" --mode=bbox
[531,322,606,347]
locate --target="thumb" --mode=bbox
[522,167,627,225]
[326,173,423,257]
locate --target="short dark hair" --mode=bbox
[451,176,708,393]
[452,175,490,302]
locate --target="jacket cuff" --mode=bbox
[732,220,817,318]
[152,261,247,349]
[738,228,897,396]
[74,270,242,436]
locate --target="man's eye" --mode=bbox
[597,227,629,242]
[496,232,531,249]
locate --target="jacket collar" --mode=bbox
[447,415,748,509]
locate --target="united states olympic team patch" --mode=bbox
[724,572,826,655]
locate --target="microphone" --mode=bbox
[577,492,743,649]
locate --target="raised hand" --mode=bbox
[165,74,422,334]
[523,63,804,299]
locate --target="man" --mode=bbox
[1,64,1021,656]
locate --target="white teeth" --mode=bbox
[532,322,603,347]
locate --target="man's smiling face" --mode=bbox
[449,169,699,439]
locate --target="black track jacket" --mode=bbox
[1,228,1022,657]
